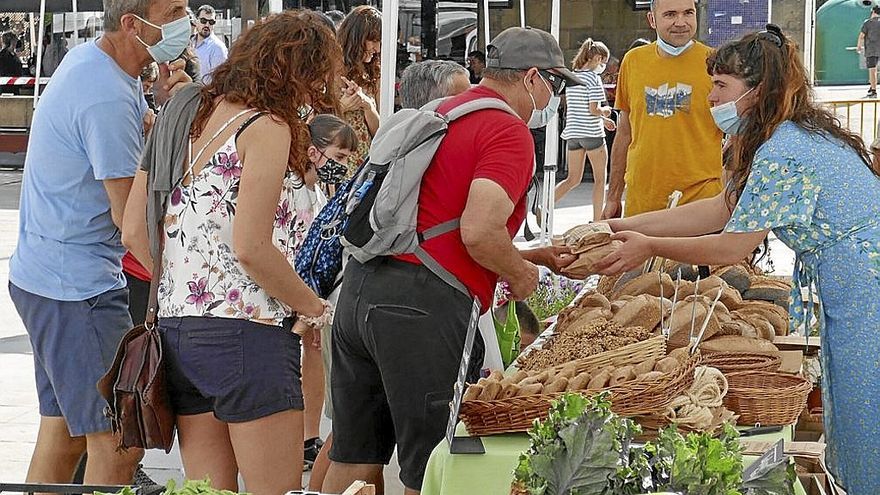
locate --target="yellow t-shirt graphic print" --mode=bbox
[615,42,723,217]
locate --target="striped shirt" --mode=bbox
[561,69,606,139]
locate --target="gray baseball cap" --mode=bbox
[486,27,583,87]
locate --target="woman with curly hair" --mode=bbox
[597,25,880,493]
[122,12,342,494]
[337,5,381,178]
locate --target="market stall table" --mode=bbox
[422,423,808,495]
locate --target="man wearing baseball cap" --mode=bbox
[323,27,578,494]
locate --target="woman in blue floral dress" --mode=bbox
[595,25,880,494]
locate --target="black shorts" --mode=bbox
[868,56,880,69]
[329,258,484,490]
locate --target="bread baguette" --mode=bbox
[517,383,544,397]
[463,384,483,401]
[567,372,592,391]
[699,335,779,353]
[478,380,503,401]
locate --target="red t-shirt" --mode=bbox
[396,86,535,311]
[122,251,151,282]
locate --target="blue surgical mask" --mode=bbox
[134,14,192,64]
[525,74,561,129]
[656,36,694,57]
[710,88,754,135]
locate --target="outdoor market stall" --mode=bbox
[422,223,828,495]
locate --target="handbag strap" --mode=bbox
[144,256,162,330]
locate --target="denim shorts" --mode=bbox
[9,283,133,436]
[160,316,304,422]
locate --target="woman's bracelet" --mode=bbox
[297,298,334,329]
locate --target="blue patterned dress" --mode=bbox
[725,121,880,494]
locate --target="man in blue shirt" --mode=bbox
[8,0,190,485]
[192,4,227,83]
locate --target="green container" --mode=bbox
[816,0,876,85]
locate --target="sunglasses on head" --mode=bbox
[538,70,566,95]
[199,17,216,25]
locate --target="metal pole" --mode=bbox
[72,0,78,46]
[34,0,46,109]
[539,0,561,245]
[519,0,525,28]
[482,0,490,50]
[378,0,399,120]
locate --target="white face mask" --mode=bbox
[656,36,694,57]
[595,63,607,74]
[133,14,192,64]
[525,74,560,129]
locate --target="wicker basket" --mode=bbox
[723,371,811,426]
[459,351,701,436]
[545,335,667,375]
[702,352,781,374]
[519,334,667,374]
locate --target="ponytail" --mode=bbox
[572,38,610,70]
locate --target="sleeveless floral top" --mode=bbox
[158,110,323,327]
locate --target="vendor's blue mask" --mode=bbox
[656,36,694,57]
[134,14,192,64]
[710,88,754,135]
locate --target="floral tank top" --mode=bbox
[158,110,323,326]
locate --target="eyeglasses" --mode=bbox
[199,18,216,25]
[538,70,566,96]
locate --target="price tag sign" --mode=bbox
[445,298,485,454]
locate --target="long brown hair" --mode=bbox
[338,5,382,96]
[191,11,342,177]
[571,38,609,70]
[707,25,878,209]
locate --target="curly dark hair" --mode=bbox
[191,11,342,178]
[338,5,382,96]
[707,25,878,210]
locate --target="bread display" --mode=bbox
[743,276,791,305]
[517,320,652,371]
[463,354,688,402]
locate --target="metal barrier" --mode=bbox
[821,99,880,146]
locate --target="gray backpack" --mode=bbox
[341,96,519,301]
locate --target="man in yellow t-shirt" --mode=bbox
[603,0,723,218]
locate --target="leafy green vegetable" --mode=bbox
[741,458,796,495]
[514,392,642,495]
[651,423,744,495]
[95,487,136,495]
[163,478,249,495]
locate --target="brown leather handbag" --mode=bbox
[97,262,175,452]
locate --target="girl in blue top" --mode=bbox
[558,38,616,220]
[597,25,880,494]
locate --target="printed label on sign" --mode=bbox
[446,298,481,448]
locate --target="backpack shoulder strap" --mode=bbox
[443,97,519,122]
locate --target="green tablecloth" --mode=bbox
[422,423,807,495]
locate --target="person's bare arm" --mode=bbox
[605,191,731,237]
[602,110,631,219]
[103,177,134,230]
[122,170,153,271]
[233,117,323,317]
[588,101,612,118]
[858,32,866,52]
[595,230,769,275]
[360,93,380,135]
[460,179,538,300]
